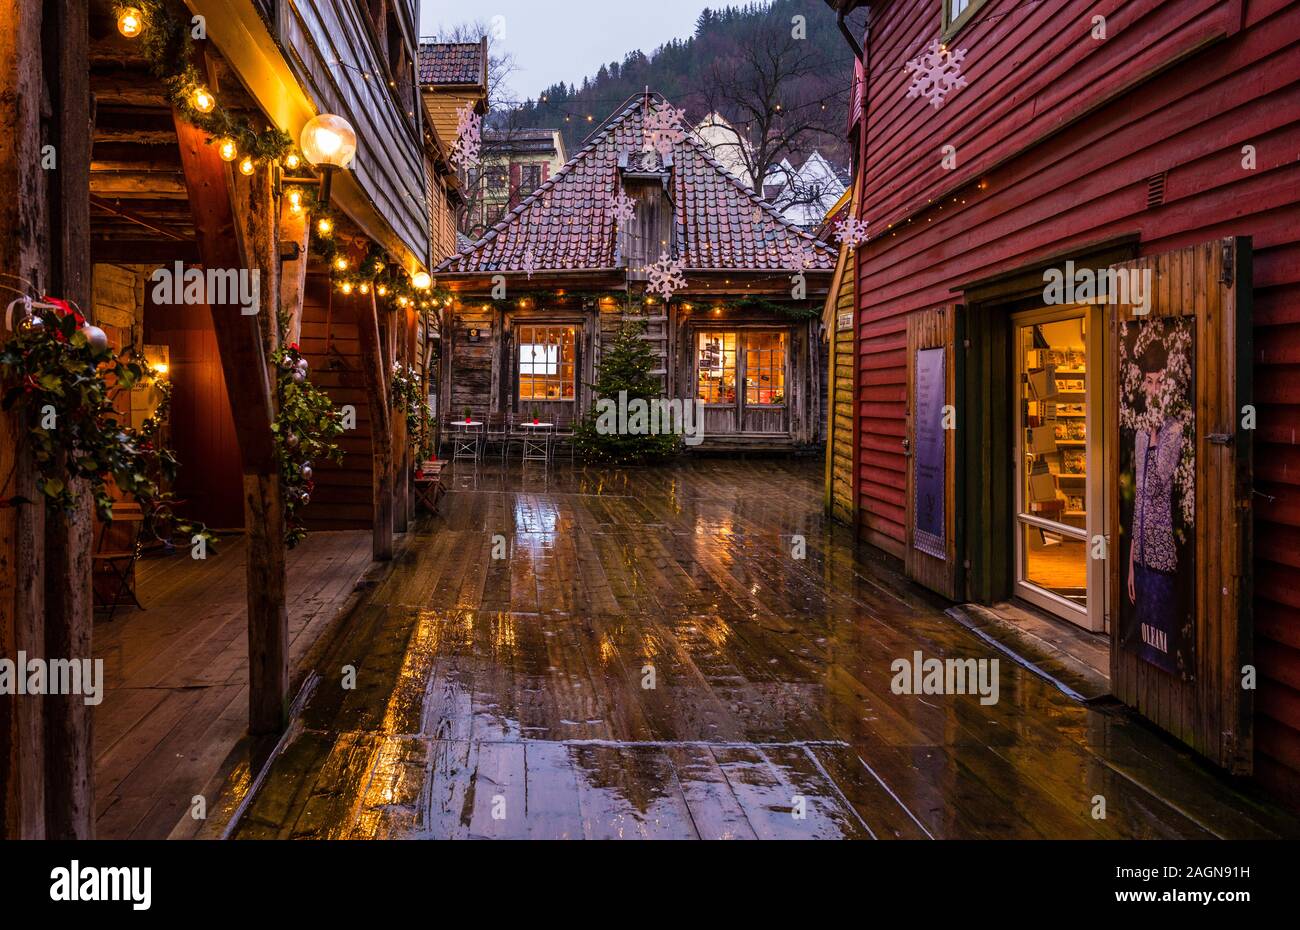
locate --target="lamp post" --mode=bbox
[298,114,357,207]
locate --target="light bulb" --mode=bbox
[317,217,333,235]
[341,281,353,295]
[287,190,302,210]
[299,114,357,169]
[359,282,370,294]
[191,87,215,114]
[217,137,237,161]
[335,257,348,271]
[377,285,388,297]
[239,156,255,176]
[117,7,143,38]
[285,152,301,170]
[412,271,431,290]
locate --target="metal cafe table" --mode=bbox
[452,420,483,461]
[518,421,553,462]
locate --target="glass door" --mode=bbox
[1013,307,1105,631]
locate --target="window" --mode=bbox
[696,332,737,404]
[485,167,507,193]
[745,332,786,405]
[518,325,576,401]
[519,163,542,192]
[943,0,986,36]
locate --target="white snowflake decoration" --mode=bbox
[609,189,637,225]
[788,241,818,270]
[644,251,686,301]
[905,40,967,109]
[522,247,536,280]
[450,104,482,169]
[643,104,687,157]
[834,214,870,249]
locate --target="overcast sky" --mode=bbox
[419,1,724,101]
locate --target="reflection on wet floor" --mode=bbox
[232,459,1297,840]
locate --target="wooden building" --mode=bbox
[435,93,836,451]
[823,0,1300,801]
[1,0,434,838]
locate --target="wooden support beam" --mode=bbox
[354,292,394,560]
[173,108,288,736]
[279,211,310,346]
[0,0,48,841]
[42,0,94,840]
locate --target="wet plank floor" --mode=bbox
[233,459,1297,839]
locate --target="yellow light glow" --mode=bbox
[117,7,143,38]
[152,362,169,375]
[377,285,388,297]
[335,257,348,271]
[287,190,302,210]
[238,156,255,176]
[299,114,357,169]
[285,152,301,170]
[217,137,237,161]
[359,282,370,294]
[412,271,432,290]
[191,87,215,114]
[341,281,353,294]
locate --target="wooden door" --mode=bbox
[905,306,961,600]
[1106,238,1253,773]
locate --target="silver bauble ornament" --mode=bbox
[296,357,310,372]
[82,324,109,353]
[286,431,299,448]
[299,490,311,505]
[300,464,313,481]
[292,369,306,383]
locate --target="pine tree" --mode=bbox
[574,321,683,465]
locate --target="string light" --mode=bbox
[340,281,353,294]
[217,137,237,161]
[359,282,370,294]
[284,152,301,170]
[239,156,255,176]
[377,285,388,297]
[117,7,144,38]
[317,217,333,236]
[287,189,303,212]
[335,257,349,271]
[191,86,215,113]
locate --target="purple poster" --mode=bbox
[913,347,946,559]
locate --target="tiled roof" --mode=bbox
[437,95,836,276]
[418,42,484,86]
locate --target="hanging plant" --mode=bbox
[390,361,429,458]
[0,300,215,549]
[271,343,344,548]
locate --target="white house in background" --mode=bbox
[766,152,848,229]
[694,112,754,187]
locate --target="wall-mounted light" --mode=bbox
[299,114,357,207]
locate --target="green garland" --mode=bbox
[390,362,430,459]
[0,304,215,549]
[271,344,344,549]
[119,0,292,163]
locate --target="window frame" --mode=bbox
[942,0,987,40]
[694,328,789,410]
[516,324,577,404]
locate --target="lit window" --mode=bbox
[518,325,575,401]
[745,332,786,405]
[696,332,737,404]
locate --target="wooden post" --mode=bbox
[0,0,49,840]
[280,210,311,346]
[41,0,94,840]
[355,292,394,559]
[173,110,288,736]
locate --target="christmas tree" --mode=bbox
[574,320,683,464]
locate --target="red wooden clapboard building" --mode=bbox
[824,0,1300,802]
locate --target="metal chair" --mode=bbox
[451,418,483,462]
[553,411,577,465]
[92,520,144,622]
[484,412,510,461]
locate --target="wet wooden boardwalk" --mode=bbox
[231,460,1295,839]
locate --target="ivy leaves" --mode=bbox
[272,344,345,548]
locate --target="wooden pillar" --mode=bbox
[0,0,50,840]
[41,0,93,840]
[280,210,311,346]
[355,292,394,559]
[174,109,288,736]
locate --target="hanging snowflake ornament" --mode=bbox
[834,214,870,249]
[450,103,482,169]
[522,247,536,280]
[644,251,686,301]
[788,241,818,271]
[905,40,967,109]
[643,104,687,157]
[609,189,637,225]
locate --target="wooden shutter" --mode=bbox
[1105,237,1253,773]
[905,306,960,600]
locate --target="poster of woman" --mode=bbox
[1119,316,1196,678]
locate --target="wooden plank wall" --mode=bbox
[852,0,1300,795]
[830,263,856,524]
[298,274,374,530]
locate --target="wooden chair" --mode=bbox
[92,518,144,622]
[413,459,446,513]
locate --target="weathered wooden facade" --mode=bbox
[0,0,433,838]
[825,0,1300,802]
[435,94,835,451]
